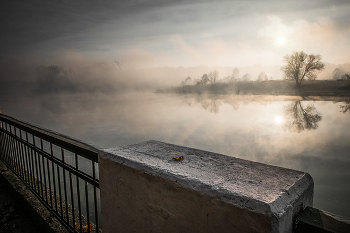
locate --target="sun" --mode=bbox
[277,37,284,44]
[275,116,283,123]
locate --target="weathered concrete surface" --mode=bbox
[100,140,314,233]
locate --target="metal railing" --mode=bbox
[0,114,101,233]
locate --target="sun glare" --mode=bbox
[275,116,283,123]
[277,37,284,44]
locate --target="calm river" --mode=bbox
[1,92,350,218]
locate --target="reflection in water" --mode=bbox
[340,102,350,114]
[184,94,274,114]
[283,101,322,133]
[183,95,324,134]
[1,92,350,219]
[199,98,222,114]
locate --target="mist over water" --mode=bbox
[1,91,350,218]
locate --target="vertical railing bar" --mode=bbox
[5,125,12,165]
[11,127,19,174]
[0,125,4,156]
[76,153,83,233]
[46,148,53,208]
[37,139,44,198]
[69,172,76,231]
[19,130,28,183]
[57,161,63,218]
[85,181,90,233]
[0,116,101,233]
[25,132,34,189]
[9,125,17,172]
[41,139,49,203]
[21,130,29,183]
[5,123,12,165]
[0,124,4,157]
[93,162,99,232]
[21,131,31,186]
[0,123,6,161]
[5,124,12,166]
[17,129,25,179]
[51,143,58,212]
[32,135,42,197]
[29,135,37,193]
[0,126,4,158]
[14,127,24,179]
[62,149,69,225]
[20,131,28,182]
[77,176,82,233]
[2,124,10,165]
[9,126,15,170]
[1,124,7,161]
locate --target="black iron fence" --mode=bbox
[0,114,101,233]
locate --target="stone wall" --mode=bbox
[99,140,314,233]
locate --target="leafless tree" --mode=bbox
[281,51,325,87]
[241,73,252,82]
[208,70,219,84]
[332,68,345,80]
[198,73,209,85]
[180,76,191,86]
[346,73,350,85]
[257,72,266,82]
[231,68,240,82]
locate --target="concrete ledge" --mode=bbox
[99,140,314,233]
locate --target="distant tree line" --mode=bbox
[180,51,348,89]
[332,67,350,81]
[179,68,274,87]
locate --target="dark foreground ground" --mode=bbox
[159,80,350,97]
[0,174,40,233]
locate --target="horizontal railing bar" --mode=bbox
[0,128,99,188]
[0,114,98,162]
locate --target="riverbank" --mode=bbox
[157,80,350,97]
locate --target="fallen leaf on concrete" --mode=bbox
[172,156,184,161]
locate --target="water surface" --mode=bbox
[1,92,350,218]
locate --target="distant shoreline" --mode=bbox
[157,80,350,98]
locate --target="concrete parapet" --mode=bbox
[99,140,314,233]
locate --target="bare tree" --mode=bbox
[281,51,325,87]
[257,72,265,82]
[332,68,345,80]
[208,70,219,84]
[257,72,269,82]
[180,76,191,86]
[199,73,209,85]
[231,68,240,81]
[241,73,251,82]
[345,73,350,85]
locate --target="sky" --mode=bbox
[1,0,350,72]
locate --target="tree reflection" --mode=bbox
[283,101,322,133]
[197,96,222,114]
[340,102,350,114]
